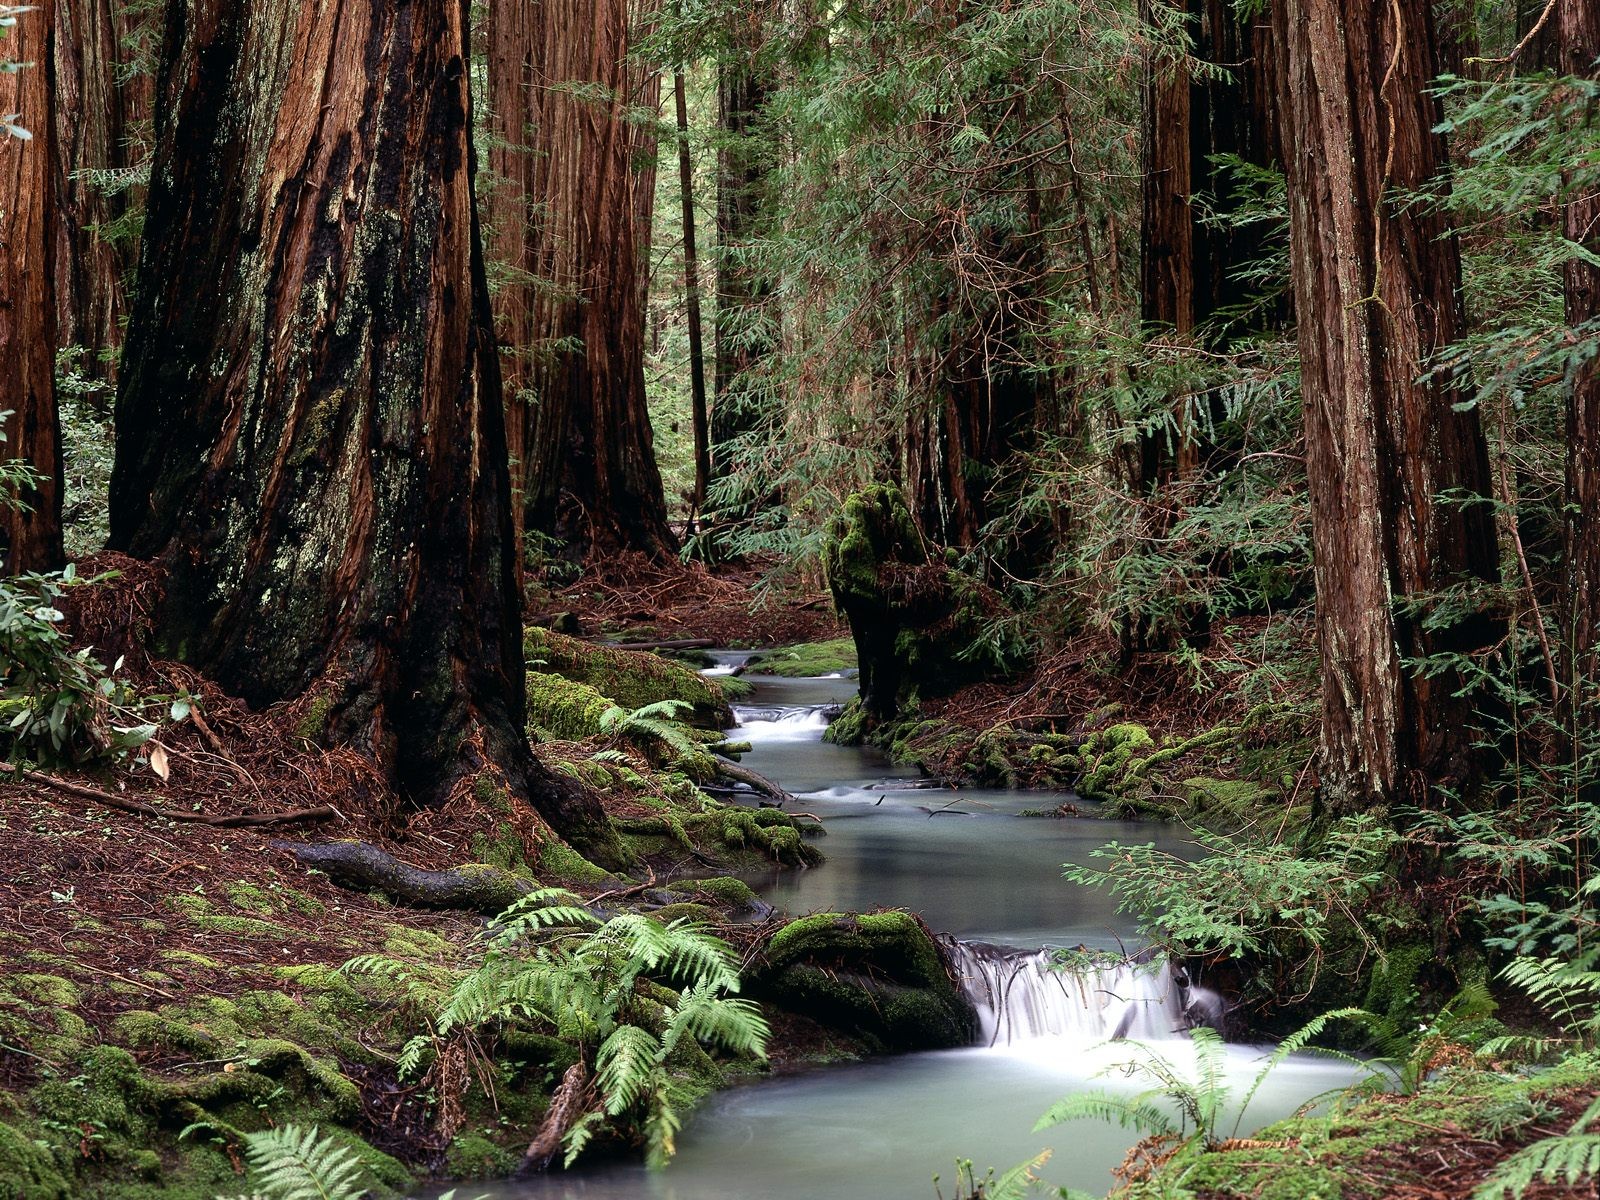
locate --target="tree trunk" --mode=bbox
[487,0,538,577]
[710,26,776,520]
[673,69,710,524]
[523,0,677,561]
[0,0,64,575]
[108,0,613,856]
[1560,0,1600,729]
[1280,0,1499,812]
[52,0,151,384]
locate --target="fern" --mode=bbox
[216,1125,367,1200]
[597,1024,660,1116]
[1475,1097,1600,1199]
[1034,1090,1178,1138]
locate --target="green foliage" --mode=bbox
[344,892,767,1169]
[215,1124,367,1200]
[0,564,170,766]
[1035,1011,1374,1153]
[1474,1096,1600,1200]
[1061,815,1393,963]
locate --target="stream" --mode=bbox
[471,661,1357,1200]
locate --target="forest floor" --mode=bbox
[534,551,845,646]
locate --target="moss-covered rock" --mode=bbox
[756,912,973,1052]
[746,638,858,678]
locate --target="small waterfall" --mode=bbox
[733,705,836,742]
[943,939,1221,1047]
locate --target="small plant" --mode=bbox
[1034,1010,1374,1153]
[1474,1092,1600,1200]
[932,1152,1053,1200]
[345,890,768,1169]
[214,1124,366,1200]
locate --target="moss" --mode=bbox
[649,902,715,923]
[746,638,858,678]
[0,974,93,1060]
[667,876,759,909]
[469,822,538,877]
[1146,1053,1600,1200]
[293,693,335,743]
[524,627,734,729]
[0,1119,71,1199]
[380,924,454,959]
[759,912,971,1051]
[445,1132,521,1179]
[525,671,616,740]
[536,841,615,888]
[223,881,276,914]
[168,894,297,940]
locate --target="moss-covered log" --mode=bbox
[525,627,735,729]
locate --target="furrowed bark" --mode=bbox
[0,0,64,575]
[487,0,539,578]
[53,0,152,384]
[1560,0,1600,732]
[1280,0,1499,811]
[108,0,612,855]
[523,0,677,561]
[710,12,778,528]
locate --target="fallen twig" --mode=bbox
[2,762,339,828]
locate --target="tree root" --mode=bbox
[274,840,536,913]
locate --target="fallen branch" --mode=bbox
[2,762,339,828]
[714,760,796,805]
[603,637,716,652]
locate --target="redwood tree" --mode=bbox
[1280,0,1499,811]
[523,0,677,561]
[53,0,151,382]
[0,0,64,575]
[109,0,612,854]
[1560,0,1600,725]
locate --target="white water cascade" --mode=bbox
[943,939,1224,1047]
[732,704,836,742]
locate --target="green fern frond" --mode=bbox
[1034,1089,1178,1138]
[1232,1007,1374,1133]
[596,1023,662,1116]
[237,1124,367,1200]
[985,1150,1055,1200]
[662,988,770,1059]
[1474,1133,1600,1199]
[562,1111,605,1169]
[643,1080,682,1171]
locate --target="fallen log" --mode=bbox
[519,1061,595,1174]
[2,762,339,828]
[602,637,717,652]
[275,840,537,914]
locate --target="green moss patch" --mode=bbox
[746,638,858,678]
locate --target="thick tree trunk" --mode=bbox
[1281,0,1499,812]
[487,0,538,576]
[523,0,677,561]
[108,0,612,855]
[1561,0,1600,727]
[0,0,64,575]
[52,0,151,383]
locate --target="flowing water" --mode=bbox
[467,662,1358,1200]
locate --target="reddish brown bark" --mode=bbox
[711,12,777,509]
[53,0,151,381]
[1280,0,1499,811]
[523,0,677,561]
[1560,0,1600,723]
[0,0,64,575]
[487,0,536,575]
[109,0,613,856]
